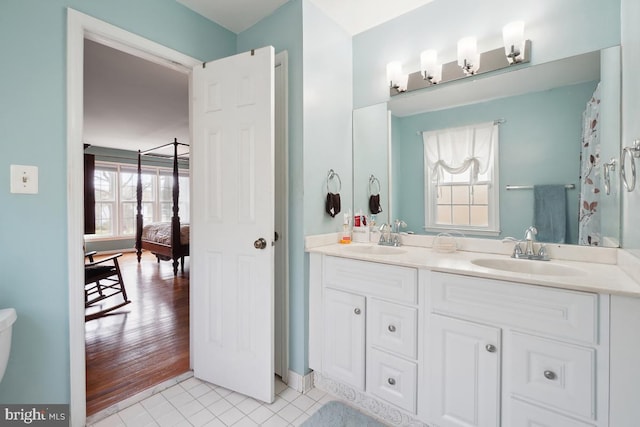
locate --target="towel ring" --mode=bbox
[621,140,640,192]
[369,175,381,196]
[326,169,342,193]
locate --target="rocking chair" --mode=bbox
[85,251,131,321]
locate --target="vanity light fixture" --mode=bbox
[420,49,442,84]
[457,36,480,75]
[389,23,531,97]
[386,61,407,92]
[503,21,526,64]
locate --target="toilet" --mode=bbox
[0,308,16,382]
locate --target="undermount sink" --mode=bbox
[470,258,585,276]
[342,245,408,255]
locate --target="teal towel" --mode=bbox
[534,185,567,243]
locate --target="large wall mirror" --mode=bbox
[353,46,622,247]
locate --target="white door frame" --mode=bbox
[67,10,290,426]
[67,9,200,426]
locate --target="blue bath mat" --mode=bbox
[302,400,388,426]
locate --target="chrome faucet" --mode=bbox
[378,220,406,247]
[502,226,549,261]
[524,226,538,256]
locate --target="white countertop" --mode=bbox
[307,241,640,297]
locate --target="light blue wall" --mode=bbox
[237,0,308,375]
[240,0,352,376]
[353,0,620,108]
[0,0,235,404]
[621,0,640,257]
[393,81,598,243]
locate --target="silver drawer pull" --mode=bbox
[354,308,361,315]
[388,325,396,332]
[485,344,497,353]
[387,378,396,386]
[544,370,557,380]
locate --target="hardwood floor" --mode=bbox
[85,251,190,416]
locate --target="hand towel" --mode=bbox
[533,185,567,243]
[369,194,382,214]
[325,192,341,217]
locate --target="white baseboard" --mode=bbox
[287,369,314,394]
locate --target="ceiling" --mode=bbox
[83,0,436,153]
[177,0,436,35]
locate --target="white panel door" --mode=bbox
[191,47,275,403]
[323,288,366,391]
[428,314,501,427]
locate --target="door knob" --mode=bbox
[254,238,267,249]
[485,344,497,353]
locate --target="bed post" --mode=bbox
[135,149,143,263]
[171,138,181,276]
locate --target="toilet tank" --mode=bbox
[0,308,17,382]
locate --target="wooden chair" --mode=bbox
[85,251,131,321]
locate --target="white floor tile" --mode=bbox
[168,391,196,407]
[232,416,258,427]
[247,406,274,424]
[218,407,244,426]
[277,387,301,402]
[189,382,214,399]
[203,418,227,427]
[260,414,289,427]
[277,403,303,422]
[262,396,288,413]
[226,391,248,406]
[93,376,345,427]
[177,398,205,418]
[155,409,187,427]
[198,389,223,406]
[304,387,327,402]
[290,411,311,427]
[91,413,125,427]
[207,399,233,417]
[235,397,261,415]
[290,394,315,412]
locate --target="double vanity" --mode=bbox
[307,235,640,427]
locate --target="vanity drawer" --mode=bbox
[509,332,596,420]
[368,298,418,359]
[510,399,596,427]
[324,256,417,304]
[366,348,417,414]
[431,272,598,344]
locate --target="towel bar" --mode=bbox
[506,184,575,190]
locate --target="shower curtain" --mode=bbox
[578,83,602,246]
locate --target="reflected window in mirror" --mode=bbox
[423,121,500,235]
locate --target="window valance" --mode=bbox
[422,121,498,184]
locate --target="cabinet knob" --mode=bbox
[388,324,396,333]
[485,344,497,353]
[387,378,396,386]
[544,370,557,380]
[354,308,361,315]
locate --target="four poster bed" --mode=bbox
[135,138,189,276]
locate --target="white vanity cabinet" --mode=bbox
[425,272,609,427]
[308,254,421,423]
[427,313,501,427]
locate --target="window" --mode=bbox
[423,122,500,235]
[89,161,189,239]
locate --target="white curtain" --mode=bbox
[422,121,497,185]
[578,83,602,246]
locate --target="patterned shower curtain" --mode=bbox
[578,83,602,246]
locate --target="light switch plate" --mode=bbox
[10,164,38,194]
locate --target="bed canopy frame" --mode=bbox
[135,138,189,275]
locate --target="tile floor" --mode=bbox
[89,376,337,427]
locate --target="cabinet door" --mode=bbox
[428,314,501,427]
[323,288,366,390]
